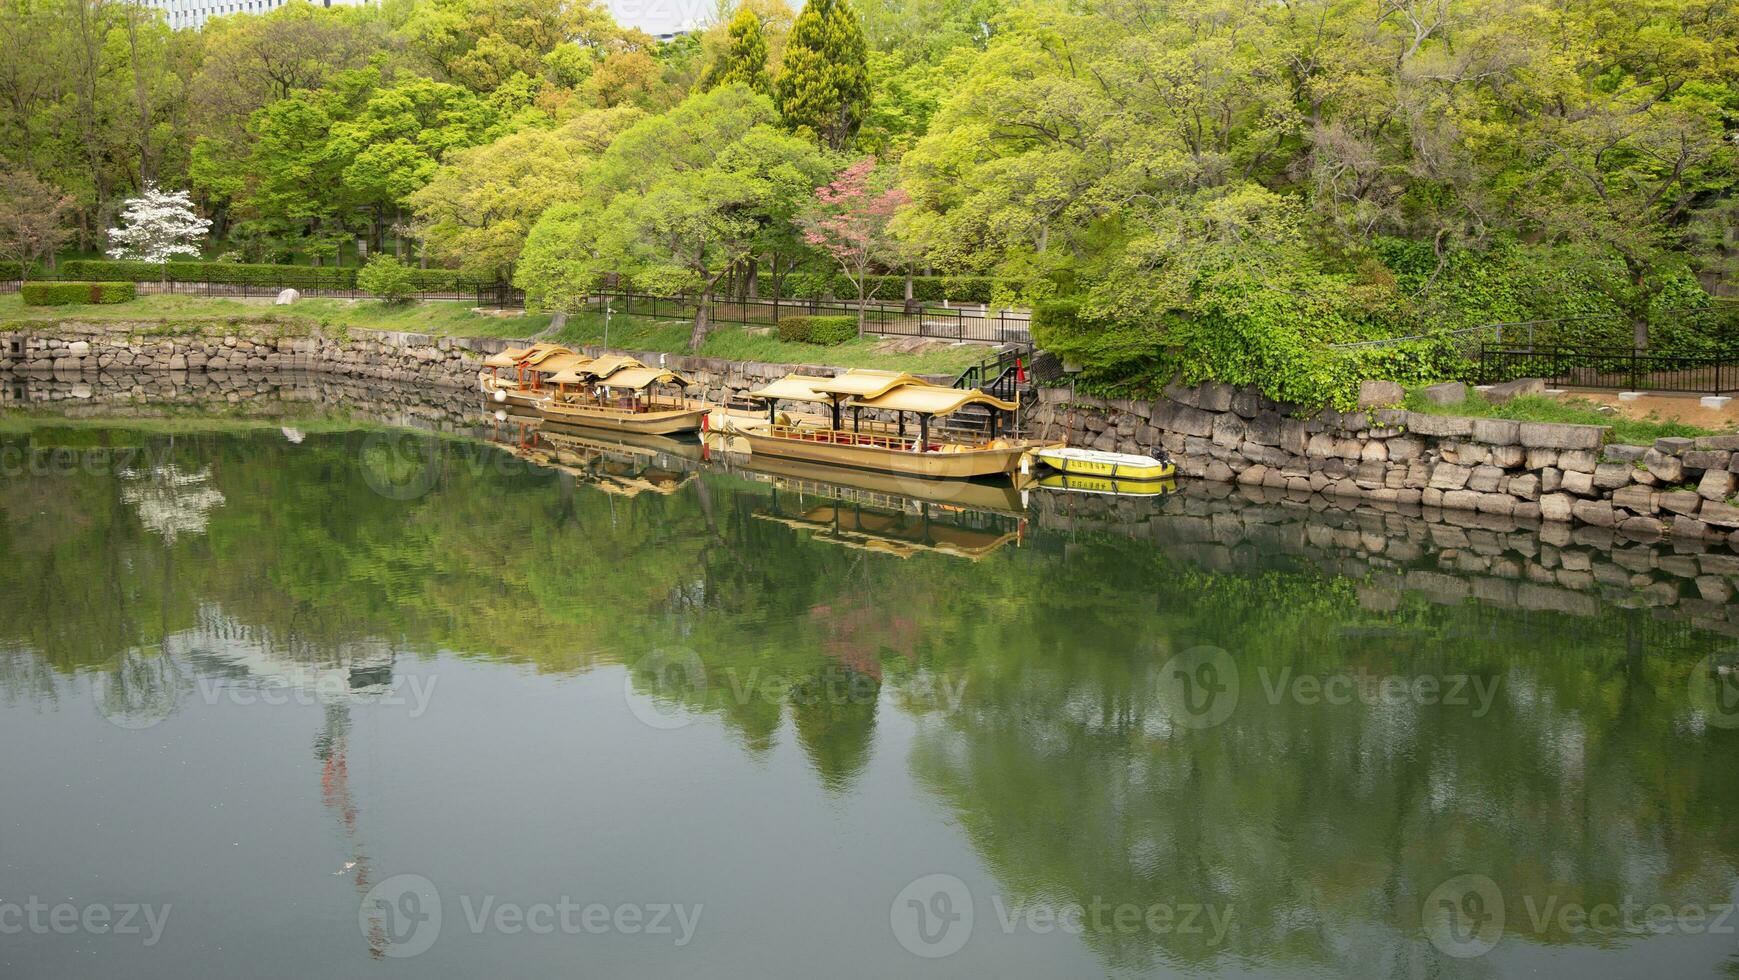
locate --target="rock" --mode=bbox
[1611,485,1658,514]
[1442,489,1481,512]
[1429,463,1472,490]
[1419,381,1467,406]
[1210,412,1245,448]
[1560,469,1595,496]
[1489,444,1525,468]
[1660,491,1702,516]
[1655,436,1695,455]
[1697,468,1736,501]
[1518,422,1606,451]
[1359,441,1389,463]
[1602,444,1647,462]
[1698,501,1739,528]
[1643,449,1684,483]
[1538,493,1574,522]
[1485,377,1545,403]
[1357,379,1406,408]
[275,288,300,305]
[1404,412,1474,438]
[1571,499,1618,528]
[1526,448,1559,470]
[1152,401,1215,438]
[1591,462,1633,489]
[1246,412,1284,446]
[1618,516,1664,540]
[1508,473,1541,500]
[1692,434,1739,451]
[1471,418,1521,446]
[1683,450,1731,472]
[1387,436,1423,462]
[1673,516,1713,539]
[1467,465,1504,492]
[67,340,91,357]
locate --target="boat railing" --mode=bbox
[761,422,1004,452]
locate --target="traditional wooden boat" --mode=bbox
[479,343,591,408]
[536,357,710,435]
[723,370,1059,479]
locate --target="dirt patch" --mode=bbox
[870,337,957,356]
[1554,389,1739,433]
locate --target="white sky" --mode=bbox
[607,0,717,34]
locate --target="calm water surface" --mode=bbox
[1,406,1737,978]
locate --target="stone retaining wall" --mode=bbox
[1027,382,1739,542]
[0,324,949,401]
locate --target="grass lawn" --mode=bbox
[0,294,554,338]
[553,310,989,375]
[1403,389,1716,444]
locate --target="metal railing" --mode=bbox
[1477,344,1739,394]
[479,287,1031,344]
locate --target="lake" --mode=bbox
[2,379,1737,978]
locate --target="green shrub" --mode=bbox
[20,281,137,306]
[356,255,416,304]
[58,258,491,293]
[776,314,858,345]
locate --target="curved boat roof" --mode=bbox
[483,345,533,369]
[746,374,836,403]
[854,384,1018,416]
[483,343,578,370]
[532,351,591,375]
[807,370,923,399]
[548,354,644,385]
[597,366,691,390]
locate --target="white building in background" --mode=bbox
[146,0,373,31]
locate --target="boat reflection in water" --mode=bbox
[745,457,1028,561]
[485,409,702,497]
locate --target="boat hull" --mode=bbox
[479,374,546,409]
[1033,447,1175,481]
[732,428,1055,479]
[537,401,709,435]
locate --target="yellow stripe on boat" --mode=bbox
[1037,473,1177,497]
[1032,447,1175,481]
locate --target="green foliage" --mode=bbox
[19,281,136,306]
[775,0,870,149]
[776,314,858,344]
[703,8,772,95]
[356,255,417,303]
[59,259,489,292]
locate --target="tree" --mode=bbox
[775,0,870,150]
[409,106,642,280]
[703,7,772,94]
[0,170,76,279]
[799,157,908,332]
[517,85,829,350]
[357,253,416,303]
[106,183,212,279]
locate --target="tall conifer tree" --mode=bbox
[774,0,869,151]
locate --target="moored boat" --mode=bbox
[536,356,710,435]
[1031,446,1175,481]
[479,343,591,408]
[723,370,1060,479]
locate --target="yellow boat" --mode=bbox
[536,358,710,435]
[1037,473,1178,497]
[724,370,1059,480]
[1031,446,1175,481]
[478,344,590,408]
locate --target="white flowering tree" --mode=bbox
[106,184,212,282]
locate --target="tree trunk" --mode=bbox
[1626,256,1651,349]
[745,256,758,300]
[771,254,782,324]
[688,280,717,351]
[857,280,868,337]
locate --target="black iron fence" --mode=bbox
[1477,344,1739,395]
[479,287,1031,344]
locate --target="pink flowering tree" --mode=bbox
[798,157,909,334]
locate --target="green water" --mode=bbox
[1,416,1737,979]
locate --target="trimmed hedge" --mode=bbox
[58,259,490,293]
[20,281,137,306]
[776,314,858,345]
